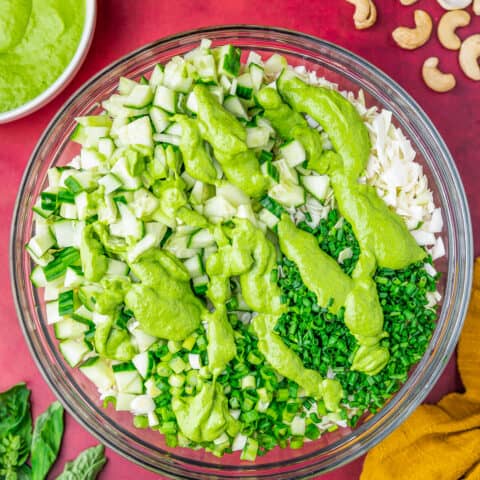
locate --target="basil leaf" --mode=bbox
[17,463,32,480]
[30,402,64,480]
[0,384,30,434]
[0,383,32,467]
[56,445,106,480]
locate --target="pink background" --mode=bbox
[1,1,479,478]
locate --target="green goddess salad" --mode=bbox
[26,40,444,460]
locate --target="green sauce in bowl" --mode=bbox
[0,0,86,113]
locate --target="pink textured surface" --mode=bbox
[1,1,478,478]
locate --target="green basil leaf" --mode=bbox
[0,383,31,436]
[17,463,32,480]
[0,383,32,466]
[30,402,64,480]
[56,445,106,480]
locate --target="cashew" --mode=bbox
[437,10,471,50]
[392,10,433,50]
[346,0,377,30]
[422,57,456,92]
[400,0,419,5]
[437,0,472,9]
[459,34,480,80]
[474,0,480,15]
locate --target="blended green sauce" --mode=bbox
[0,0,86,112]
[125,249,204,341]
[194,85,266,197]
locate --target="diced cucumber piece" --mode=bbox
[106,258,129,276]
[216,182,250,207]
[130,328,157,352]
[80,148,106,171]
[114,368,144,394]
[249,63,264,90]
[98,173,122,194]
[118,116,153,148]
[30,265,47,288]
[98,137,115,159]
[153,133,180,146]
[72,305,93,323]
[59,339,91,367]
[71,124,110,148]
[52,220,83,248]
[258,208,280,229]
[145,222,167,244]
[183,254,204,278]
[246,126,270,149]
[132,351,155,379]
[163,57,193,93]
[46,300,62,324]
[269,182,306,208]
[110,203,144,240]
[132,188,159,219]
[193,274,209,295]
[274,159,299,184]
[118,77,138,95]
[280,140,306,167]
[64,266,84,288]
[190,181,214,205]
[124,84,153,108]
[164,233,200,259]
[27,230,56,258]
[223,95,248,120]
[80,356,115,390]
[301,175,330,201]
[264,53,288,76]
[153,85,176,114]
[188,229,215,249]
[149,106,170,133]
[217,44,241,78]
[54,318,89,340]
[236,204,258,227]
[236,73,253,99]
[59,203,78,220]
[149,64,164,87]
[203,196,237,224]
[111,156,142,190]
[185,91,198,114]
[130,395,156,415]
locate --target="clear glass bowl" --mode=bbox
[10,26,473,479]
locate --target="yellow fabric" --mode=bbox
[361,258,480,480]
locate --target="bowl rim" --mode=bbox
[10,24,474,478]
[0,0,97,124]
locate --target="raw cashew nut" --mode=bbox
[437,10,471,50]
[474,0,480,15]
[437,0,472,9]
[459,34,480,80]
[392,10,433,50]
[422,57,456,92]
[400,0,419,5]
[346,0,377,30]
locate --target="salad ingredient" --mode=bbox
[459,34,480,81]
[277,214,353,313]
[31,402,64,480]
[346,0,378,30]
[436,0,472,9]
[422,57,456,93]
[437,10,471,51]
[0,383,106,479]
[392,10,433,50]
[0,383,32,475]
[194,85,266,197]
[0,0,85,112]
[125,249,203,341]
[57,445,107,480]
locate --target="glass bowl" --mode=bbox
[10,26,473,479]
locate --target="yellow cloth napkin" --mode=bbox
[361,258,480,480]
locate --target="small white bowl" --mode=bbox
[0,0,97,124]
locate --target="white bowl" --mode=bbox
[0,0,97,124]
